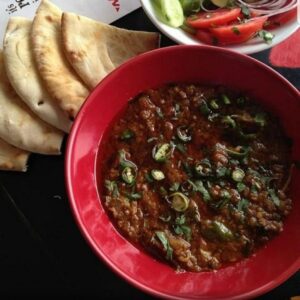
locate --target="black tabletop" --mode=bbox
[0,7,299,299]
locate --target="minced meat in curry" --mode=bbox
[101,83,292,272]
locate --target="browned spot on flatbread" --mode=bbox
[46,15,53,22]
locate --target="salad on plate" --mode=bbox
[152,0,298,46]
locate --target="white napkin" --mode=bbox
[0,0,141,44]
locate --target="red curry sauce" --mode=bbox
[101,84,292,272]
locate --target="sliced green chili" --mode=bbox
[232,168,245,182]
[121,167,137,185]
[151,169,165,181]
[225,146,249,158]
[170,192,190,212]
[195,158,212,177]
[152,143,173,162]
[176,126,192,142]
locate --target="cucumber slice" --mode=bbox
[211,0,229,8]
[155,0,184,28]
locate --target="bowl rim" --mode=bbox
[65,45,300,300]
[140,0,300,55]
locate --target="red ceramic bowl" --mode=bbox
[66,45,300,299]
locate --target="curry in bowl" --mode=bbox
[101,83,292,272]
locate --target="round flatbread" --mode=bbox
[3,17,72,133]
[31,0,90,119]
[0,50,63,155]
[0,138,30,172]
[62,12,160,89]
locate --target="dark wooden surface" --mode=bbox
[0,7,299,299]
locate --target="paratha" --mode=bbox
[62,12,160,89]
[0,138,30,172]
[31,0,90,119]
[3,17,72,133]
[0,50,63,155]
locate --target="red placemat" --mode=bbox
[269,28,300,68]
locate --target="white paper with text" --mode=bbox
[0,0,141,45]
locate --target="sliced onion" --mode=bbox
[199,0,298,18]
[236,0,298,17]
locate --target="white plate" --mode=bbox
[141,0,300,55]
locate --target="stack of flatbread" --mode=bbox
[0,0,160,172]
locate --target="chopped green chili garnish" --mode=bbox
[222,116,236,128]
[145,173,154,183]
[156,107,164,118]
[200,100,212,115]
[188,180,211,202]
[125,191,142,201]
[169,182,180,192]
[174,215,191,241]
[268,189,280,206]
[232,26,240,35]
[105,180,119,198]
[175,143,187,154]
[182,161,193,177]
[120,129,135,141]
[155,231,173,260]
[159,186,168,197]
[216,166,228,178]
[210,99,219,110]
[221,94,231,105]
[241,5,251,18]
[258,30,274,44]
[237,182,246,192]
[237,198,249,211]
